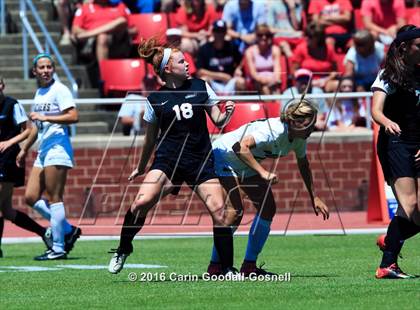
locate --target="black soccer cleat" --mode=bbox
[65,226,82,253]
[240,261,277,277]
[34,249,67,261]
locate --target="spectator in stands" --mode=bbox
[118,93,145,136]
[266,0,304,58]
[196,20,245,95]
[172,0,218,55]
[71,0,132,62]
[55,0,79,46]
[244,24,282,95]
[344,30,385,91]
[282,68,327,130]
[222,0,266,52]
[308,0,353,50]
[324,76,367,131]
[291,22,339,89]
[213,0,228,19]
[405,0,419,26]
[361,0,406,45]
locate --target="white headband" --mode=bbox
[159,48,172,76]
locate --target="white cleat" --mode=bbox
[108,251,129,274]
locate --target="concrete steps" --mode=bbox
[1,0,117,135]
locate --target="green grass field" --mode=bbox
[1,234,419,309]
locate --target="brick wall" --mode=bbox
[13,132,373,219]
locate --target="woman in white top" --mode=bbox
[18,54,81,260]
[207,98,329,276]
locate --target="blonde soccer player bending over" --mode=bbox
[207,98,329,276]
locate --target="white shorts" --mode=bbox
[34,143,74,168]
[210,78,237,95]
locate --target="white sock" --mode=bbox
[50,202,66,253]
[33,199,51,220]
[33,199,73,234]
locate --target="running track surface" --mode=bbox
[4,211,388,237]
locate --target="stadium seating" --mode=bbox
[223,102,267,132]
[263,101,281,118]
[206,114,223,134]
[99,59,147,97]
[129,13,168,45]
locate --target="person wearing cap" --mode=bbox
[207,97,329,276]
[196,19,245,95]
[282,68,327,130]
[371,25,420,279]
[0,76,54,258]
[108,38,239,275]
[18,54,82,261]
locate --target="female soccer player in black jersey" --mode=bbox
[0,77,52,257]
[371,25,420,279]
[108,38,236,274]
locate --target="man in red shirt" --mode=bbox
[361,0,406,44]
[71,0,132,61]
[309,0,353,49]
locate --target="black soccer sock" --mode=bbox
[398,217,420,240]
[0,216,4,249]
[213,226,234,270]
[12,211,46,237]
[118,209,146,254]
[380,216,416,267]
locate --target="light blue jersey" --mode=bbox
[32,80,75,168]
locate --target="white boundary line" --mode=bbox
[2,228,387,244]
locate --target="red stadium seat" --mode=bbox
[223,102,267,132]
[129,13,168,45]
[206,114,223,134]
[263,101,281,118]
[99,59,146,97]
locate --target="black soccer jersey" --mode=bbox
[145,78,218,158]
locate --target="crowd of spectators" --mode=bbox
[50,0,419,135]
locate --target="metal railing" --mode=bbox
[18,0,78,98]
[18,91,374,129]
[0,0,5,36]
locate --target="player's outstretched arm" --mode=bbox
[233,135,278,184]
[297,156,329,220]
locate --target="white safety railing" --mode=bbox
[0,0,5,36]
[19,91,374,129]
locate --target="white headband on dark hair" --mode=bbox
[159,48,172,76]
